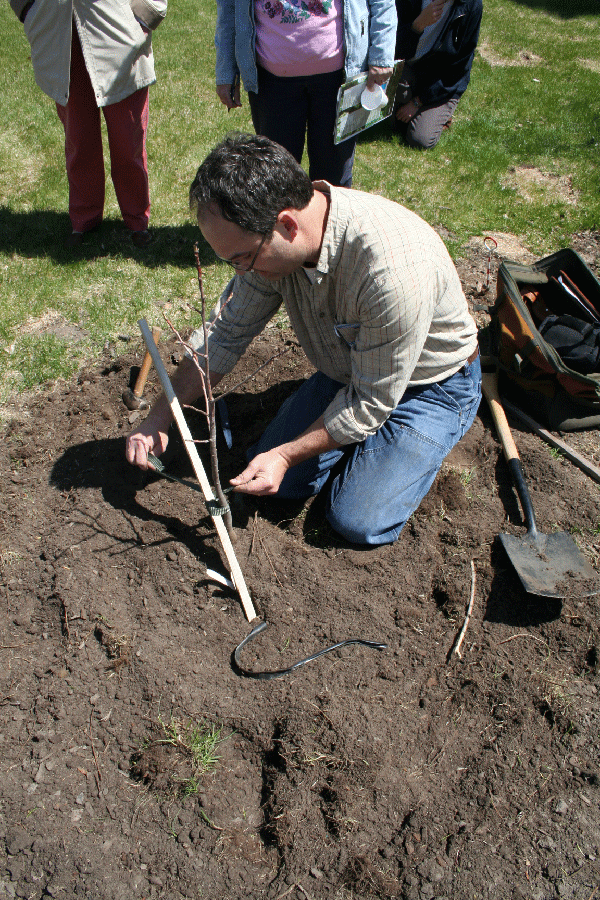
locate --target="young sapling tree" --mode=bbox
[162,244,295,541]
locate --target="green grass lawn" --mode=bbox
[1,0,599,405]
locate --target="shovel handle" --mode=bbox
[481,370,538,538]
[481,371,519,462]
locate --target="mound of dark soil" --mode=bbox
[0,236,599,900]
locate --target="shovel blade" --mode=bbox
[500,530,597,598]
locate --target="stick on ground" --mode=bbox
[448,560,476,661]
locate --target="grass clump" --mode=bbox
[131,714,227,799]
[160,715,225,787]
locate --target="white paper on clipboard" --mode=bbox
[333,60,404,145]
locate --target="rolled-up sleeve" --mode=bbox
[130,0,167,30]
[322,268,435,444]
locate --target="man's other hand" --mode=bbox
[413,0,446,33]
[229,448,290,496]
[396,99,420,122]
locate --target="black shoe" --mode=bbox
[63,231,84,249]
[131,229,153,248]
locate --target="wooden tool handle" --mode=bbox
[138,319,257,623]
[481,369,538,537]
[481,370,519,464]
[133,326,161,397]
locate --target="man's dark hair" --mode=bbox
[189,133,314,235]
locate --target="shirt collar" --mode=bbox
[311,181,353,280]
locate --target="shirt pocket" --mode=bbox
[334,322,360,350]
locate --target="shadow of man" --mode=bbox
[49,436,225,573]
[0,206,206,269]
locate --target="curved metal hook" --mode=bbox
[233,621,387,680]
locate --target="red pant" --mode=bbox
[55,28,150,233]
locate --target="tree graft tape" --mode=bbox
[147,453,232,515]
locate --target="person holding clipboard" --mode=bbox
[214,0,397,187]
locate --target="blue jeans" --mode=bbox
[248,356,482,545]
[248,66,356,188]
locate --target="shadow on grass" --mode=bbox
[0,206,213,269]
[512,0,599,16]
[355,117,398,148]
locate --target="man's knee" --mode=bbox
[325,505,401,546]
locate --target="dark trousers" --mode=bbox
[248,65,356,188]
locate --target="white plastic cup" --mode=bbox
[360,83,387,111]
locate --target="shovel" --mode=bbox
[481,369,597,598]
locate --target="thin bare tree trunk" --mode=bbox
[193,244,234,536]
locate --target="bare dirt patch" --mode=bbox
[504,166,579,207]
[0,238,599,900]
[467,232,537,266]
[20,309,89,343]
[478,44,543,67]
[578,57,600,74]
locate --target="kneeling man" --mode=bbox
[126,133,481,546]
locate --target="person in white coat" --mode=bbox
[10,0,167,248]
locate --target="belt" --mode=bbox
[466,346,480,366]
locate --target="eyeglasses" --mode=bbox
[218,233,268,273]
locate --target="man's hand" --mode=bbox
[125,356,215,472]
[216,83,241,110]
[229,448,291,496]
[125,394,174,471]
[413,0,446,33]
[126,414,170,470]
[229,415,341,496]
[396,99,421,123]
[366,66,394,90]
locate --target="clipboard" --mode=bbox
[333,60,404,145]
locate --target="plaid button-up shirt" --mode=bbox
[189,184,477,445]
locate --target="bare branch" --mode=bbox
[193,245,234,536]
[447,560,476,661]
[161,309,211,422]
[187,281,235,335]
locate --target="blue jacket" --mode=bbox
[215,0,397,93]
[395,0,482,106]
